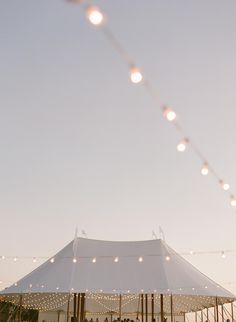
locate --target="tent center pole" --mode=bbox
[231,303,234,322]
[77,293,81,322]
[160,294,164,322]
[170,294,174,322]
[215,297,219,322]
[151,294,154,322]
[119,294,122,322]
[145,294,148,322]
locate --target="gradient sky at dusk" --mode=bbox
[1,1,236,293]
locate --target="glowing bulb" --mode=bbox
[114,257,119,262]
[50,258,55,263]
[138,256,143,262]
[33,257,37,263]
[92,257,96,263]
[1,255,5,260]
[230,196,236,207]
[201,162,209,176]
[13,257,18,262]
[221,251,226,259]
[0,280,2,284]
[190,250,194,255]
[163,106,176,122]
[223,183,230,191]
[130,67,143,84]
[165,255,170,261]
[177,138,188,152]
[86,6,104,26]
[219,180,230,191]
[73,258,77,263]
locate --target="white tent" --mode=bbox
[0,238,235,314]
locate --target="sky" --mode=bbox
[1,0,236,294]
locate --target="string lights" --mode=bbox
[163,106,177,122]
[86,6,104,26]
[177,138,189,152]
[64,0,236,211]
[1,249,236,263]
[201,162,209,176]
[129,67,143,84]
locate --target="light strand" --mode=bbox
[66,0,236,211]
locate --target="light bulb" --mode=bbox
[189,250,194,255]
[177,138,188,152]
[1,255,5,260]
[165,255,170,261]
[230,196,236,207]
[73,258,77,263]
[0,280,2,284]
[33,257,37,263]
[86,6,104,26]
[163,106,176,122]
[219,180,230,191]
[13,257,18,262]
[201,162,209,176]
[221,251,226,259]
[130,67,143,84]
[138,256,143,262]
[50,258,55,263]
[114,257,119,262]
[92,257,96,263]
[223,183,230,191]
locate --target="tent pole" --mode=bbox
[145,294,148,322]
[141,294,144,322]
[17,294,23,322]
[57,310,61,322]
[67,294,71,322]
[170,294,174,322]
[80,293,85,322]
[207,308,209,322]
[77,293,81,322]
[160,294,164,322]
[195,312,197,322]
[151,294,154,322]
[184,313,186,322]
[215,298,219,322]
[119,294,122,321]
[221,305,224,322]
[137,294,141,319]
[73,293,77,322]
[201,310,203,322]
[231,302,234,322]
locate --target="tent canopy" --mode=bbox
[0,238,235,313]
[1,238,234,297]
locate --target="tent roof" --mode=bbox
[1,238,234,299]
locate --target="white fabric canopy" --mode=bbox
[1,238,234,298]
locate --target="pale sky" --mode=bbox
[1,0,236,294]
